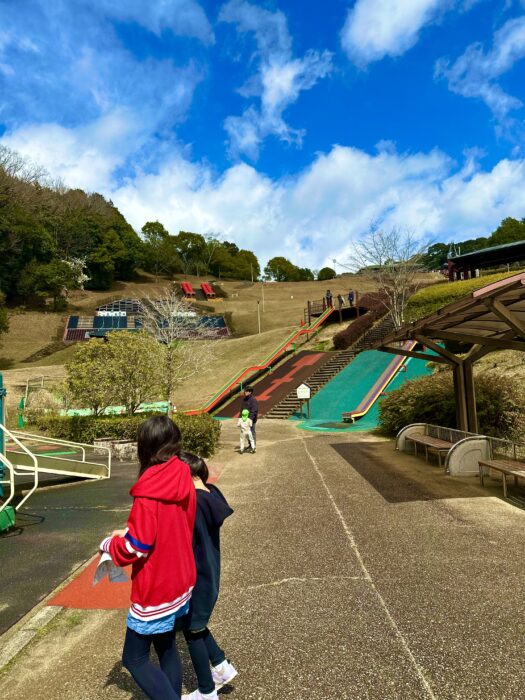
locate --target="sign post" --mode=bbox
[296,382,311,418]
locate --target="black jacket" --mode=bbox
[241,395,259,424]
[185,484,233,630]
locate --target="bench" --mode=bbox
[479,458,525,499]
[405,435,453,468]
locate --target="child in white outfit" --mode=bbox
[237,409,255,454]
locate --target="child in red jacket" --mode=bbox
[100,416,196,700]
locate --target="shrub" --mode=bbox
[24,389,62,424]
[378,369,525,440]
[332,292,388,350]
[30,412,221,457]
[406,270,524,322]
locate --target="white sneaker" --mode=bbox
[212,660,238,690]
[182,690,218,700]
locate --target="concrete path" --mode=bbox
[1,420,524,699]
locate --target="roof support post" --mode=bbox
[463,360,478,433]
[453,364,469,432]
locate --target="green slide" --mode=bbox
[293,349,434,432]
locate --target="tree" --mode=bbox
[142,221,182,279]
[173,231,206,275]
[65,339,117,416]
[105,331,163,414]
[351,226,425,328]
[317,267,336,281]
[0,292,8,341]
[489,217,525,246]
[18,259,79,310]
[264,256,299,282]
[140,290,217,414]
[202,233,222,273]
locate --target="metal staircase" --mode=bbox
[265,315,396,419]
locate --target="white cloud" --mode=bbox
[5,113,525,268]
[95,0,214,45]
[435,16,525,123]
[107,143,525,269]
[341,0,482,66]
[341,0,451,65]
[219,0,333,159]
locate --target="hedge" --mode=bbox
[333,292,388,350]
[378,369,525,440]
[406,271,523,322]
[30,412,221,458]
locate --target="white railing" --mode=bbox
[7,429,111,480]
[0,422,39,510]
[0,451,15,514]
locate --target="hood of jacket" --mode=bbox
[131,456,193,503]
[196,484,233,528]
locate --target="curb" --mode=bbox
[0,553,97,672]
[0,606,62,670]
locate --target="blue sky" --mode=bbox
[2,0,525,268]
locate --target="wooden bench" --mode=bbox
[478,459,525,499]
[405,435,454,468]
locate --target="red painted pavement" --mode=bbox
[256,353,323,401]
[48,463,224,610]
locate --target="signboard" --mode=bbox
[296,383,311,400]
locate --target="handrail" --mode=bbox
[0,451,15,514]
[186,306,335,415]
[8,430,111,478]
[0,422,39,510]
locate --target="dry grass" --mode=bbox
[0,312,65,368]
[172,328,297,410]
[475,350,525,387]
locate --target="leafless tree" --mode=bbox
[140,289,219,414]
[350,226,426,328]
[202,232,222,272]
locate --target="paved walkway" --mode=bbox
[1,420,525,699]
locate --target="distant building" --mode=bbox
[447,239,525,281]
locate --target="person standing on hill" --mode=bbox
[325,290,333,308]
[241,387,258,450]
[348,291,354,307]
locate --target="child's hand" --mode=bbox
[111,529,127,538]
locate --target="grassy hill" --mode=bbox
[0,270,440,413]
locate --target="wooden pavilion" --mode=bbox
[375,272,525,433]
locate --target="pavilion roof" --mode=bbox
[376,272,525,357]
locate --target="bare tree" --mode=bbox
[202,232,222,272]
[350,226,426,328]
[140,289,219,414]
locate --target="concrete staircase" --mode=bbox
[265,315,395,419]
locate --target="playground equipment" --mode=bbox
[180,282,196,298]
[201,282,216,299]
[0,373,111,532]
[342,341,417,422]
[187,305,336,415]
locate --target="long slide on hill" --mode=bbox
[186,305,336,415]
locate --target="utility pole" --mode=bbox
[257,301,261,334]
[261,282,265,312]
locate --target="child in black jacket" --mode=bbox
[180,452,236,700]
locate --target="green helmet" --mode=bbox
[241,409,250,419]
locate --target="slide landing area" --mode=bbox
[293,349,433,433]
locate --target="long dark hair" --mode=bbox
[179,450,209,484]
[137,416,182,475]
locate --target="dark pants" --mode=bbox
[122,627,182,700]
[183,628,226,694]
[251,423,256,445]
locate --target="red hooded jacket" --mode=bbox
[101,456,196,623]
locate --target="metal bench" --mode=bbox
[396,424,479,471]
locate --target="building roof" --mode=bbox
[449,239,525,267]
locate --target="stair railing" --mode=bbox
[0,422,39,510]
